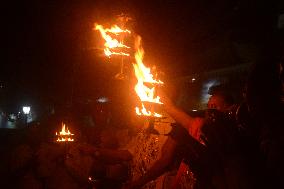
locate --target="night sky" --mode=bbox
[1,0,281,112]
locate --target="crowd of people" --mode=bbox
[1,53,283,189]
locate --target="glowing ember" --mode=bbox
[133,36,164,117]
[94,24,131,57]
[55,123,74,142]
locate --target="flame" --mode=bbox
[135,104,162,117]
[56,123,74,142]
[94,21,164,117]
[95,24,131,57]
[133,36,163,117]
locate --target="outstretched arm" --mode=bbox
[161,92,195,131]
[124,137,178,189]
[80,144,133,163]
[97,148,133,163]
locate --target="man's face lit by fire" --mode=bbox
[207,95,229,112]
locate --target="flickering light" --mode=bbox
[22,106,31,114]
[97,97,109,103]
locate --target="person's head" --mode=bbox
[207,84,235,112]
[207,94,233,112]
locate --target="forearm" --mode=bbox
[131,138,176,188]
[135,159,171,187]
[81,144,133,163]
[165,104,194,130]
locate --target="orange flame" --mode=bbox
[55,123,74,142]
[95,24,131,57]
[133,36,163,117]
[94,22,163,117]
[135,104,162,117]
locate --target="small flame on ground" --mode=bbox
[56,123,74,142]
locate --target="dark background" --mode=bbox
[0,0,283,113]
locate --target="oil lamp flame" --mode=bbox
[55,123,74,142]
[95,21,163,117]
[95,24,131,57]
[135,104,162,118]
[133,36,163,117]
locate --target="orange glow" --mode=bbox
[55,123,74,142]
[95,24,131,57]
[135,104,162,117]
[94,21,163,117]
[133,36,163,117]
